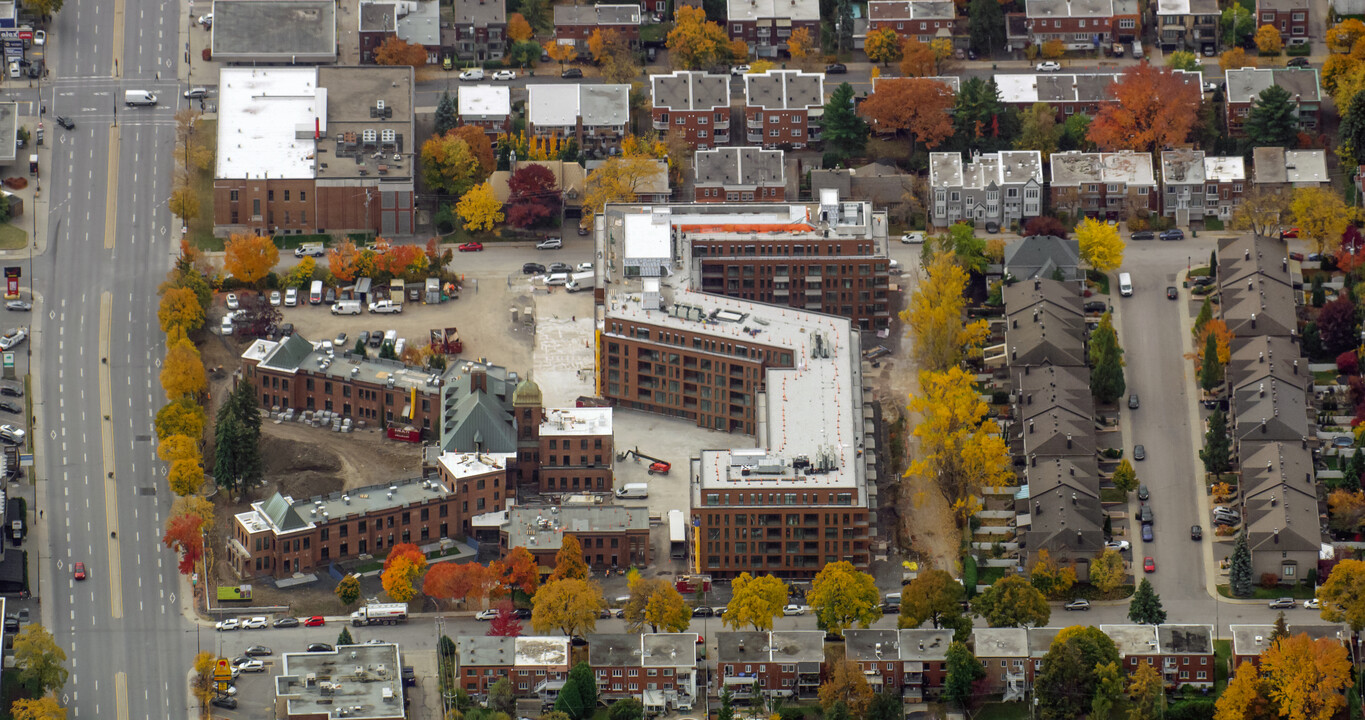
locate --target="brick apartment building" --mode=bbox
[1101,625,1216,688]
[1024,0,1140,48]
[1156,0,1219,56]
[1160,149,1245,222]
[500,504,650,567]
[972,628,1029,697]
[446,0,506,61]
[726,0,820,57]
[650,71,731,150]
[359,0,441,65]
[1231,625,1344,674]
[1048,151,1157,220]
[455,636,571,697]
[536,407,614,493]
[458,85,511,137]
[554,3,641,50]
[527,83,630,153]
[694,147,786,202]
[743,70,825,149]
[588,634,699,712]
[1225,66,1322,134]
[1257,0,1308,38]
[213,65,416,237]
[845,629,954,702]
[717,631,825,700]
[228,451,512,578]
[866,0,959,43]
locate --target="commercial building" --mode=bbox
[928,150,1044,229]
[1257,0,1309,38]
[1047,151,1157,221]
[527,84,631,154]
[1023,0,1140,48]
[535,407,614,493]
[716,631,825,700]
[213,65,416,237]
[359,0,442,65]
[454,636,571,697]
[743,70,825,149]
[209,0,339,63]
[445,0,506,62]
[499,503,651,567]
[650,71,732,149]
[866,0,960,43]
[276,643,405,719]
[694,147,786,203]
[458,85,512,137]
[725,0,820,57]
[588,633,699,713]
[1225,67,1322,133]
[844,629,954,701]
[554,4,642,50]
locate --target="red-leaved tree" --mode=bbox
[493,546,540,596]
[1088,63,1201,154]
[487,599,524,637]
[1024,216,1069,238]
[422,562,461,607]
[506,164,560,228]
[163,513,204,576]
[1319,296,1359,357]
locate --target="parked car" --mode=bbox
[458,242,484,252]
[1159,229,1185,241]
[306,643,334,652]
[0,401,21,414]
[1141,523,1153,542]
[5,300,31,311]
[1304,598,1321,610]
[513,608,532,619]
[1190,525,1203,540]
[0,386,22,398]
[459,68,484,81]
[522,262,546,275]
[1137,484,1149,501]
[1139,505,1153,524]
[492,70,517,80]
[984,221,1000,233]
[1064,599,1090,611]
[245,645,273,656]
[1282,227,1300,238]
[269,290,281,306]
[273,617,300,628]
[402,667,417,686]
[901,232,925,244]
[1268,597,1296,609]
[1166,286,1179,300]
[692,606,715,617]
[1130,230,1155,241]
[548,262,572,274]
[2,328,31,351]
[1333,435,1353,448]
[1128,393,1139,409]
[368,300,402,314]
[1104,540,1130,552]
[303,616,326,627]
[1133,444,1146,461]
[237,660,265,672]
[184,87,210,99]
[825,63,847,74]
[1036,61,1062,71]
[1287,57,1310,67]
[215,618,241,631]
[241,616,268,629]
[782,604,806,616]
[210,697,238,710]
[1143,556,1156,573]
[536,237,563,250]
[561,67,583,79]
[475,609,499,621]
[1084,301,1108,313]
[334,332,347,348]
[731,65,750,75]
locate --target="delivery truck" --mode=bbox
[351,602,409,626]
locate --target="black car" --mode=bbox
[3,615,17,632]
[825,63,847,74]
[1,386,22,398]
[306,643,334,653]
[1128,393,1139,409]
[1190,525,1203,540]
[562,67,583,79]
[273,616,300,628]
[984,221,1000,233]
[55,116,74,130]
[357,331,371,347]
[369,330,384,347]
[1130,230,1155,241]
[1159,229,1185,241]
[0,401,20,414]
[692,606,715,617]
[522,262,546,275]
[1083,301,1107,313]
[1287,57,1310,67]
[1137,483,1149,501]
[513,608,532,619]
[402,666,417,687]
[1139,504,1153,524]
[1133,444,1146,461]
[881,602,900,614]
[210,697,238,710]
[1166,286,1179,300]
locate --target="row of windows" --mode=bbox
[228,189,308,203]
[704,492,856,506]
[546,438,604,450]
[693,242,876,258]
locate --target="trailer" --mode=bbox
[618,446,671,475]
[351,602,409,626]
[668,509,686,560]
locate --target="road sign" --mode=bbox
[2,353,12,369]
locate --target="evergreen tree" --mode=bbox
[229,381,263,486]
[213,412,243,494]
[835,0,853,52]
[1089,312,1126,403]
[1230,529,1253,597]
[967,0,1005,55]
[1270,611,1290,644]
[1341,91,1365,167]
[1193,296,1213,338]
[1349,441,1365,488]
[1200,331,1224,393]
[1127,579,1167,624]
[944,641,984,708]
[353,338,368,358]
[1244,85,1299,148]
[1200,408,1231,475]
[435,91,458,137]
[337,627,354,646]
[951,78,1017,152]
[867,691,902,720]
[554,662,598,720]
[822,83,868,164]
[1312,274,1326,307]
[717,687,735,720]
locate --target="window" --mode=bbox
[300,191,306,201]
[675,117,685,125]
[230,190,239,202]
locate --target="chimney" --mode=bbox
[1076,531,1083,545]
[1273,529,1280,544]
[1034,278,1041,290]
[1259,382,1265,397]
[1071,492,1077,505]
[1012,319,1018,329]
[1259,352,1264,363]
[1245,248,1250,260]
[1066,433,1072,449]
[1027,394,1033,405]
[1261,418,1267,433]
[1030,453,1037,467]
[1251,312,1257,329]
[1029,420,1035,434]
[471,368,488,393]
[1293,360,1298,375]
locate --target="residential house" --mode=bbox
[866,0,959,44]
[1215,233,1299,338]
[445,0,506,61]
[726,0,821,57]
[716,631,825,700]
[527,84,631,154]
[845,629,954,702]
[1253,147,1329,191]
[586,158,671,203]
[587,634,699,713]
[454,636,571,697]
[1231,625,1345,673]
[1202,155,1247,220]
[694,147,786,202]
[1225,67,1322,133]
[1098,625,1162,674]
[988,280,1089,369]
[1159,148,1206,224]
[810,160,918,209]
[928,150,1044,229]
[650,71,731,149]
[971,628,1029,698]
[554,4,642,50]
[1239,442,1321,584]
[1024,0,1140,49]
[1155,0,1219,55]
[458,85,511,136]
[1156,625,1217,688]
[995,70,1201,119]
[1258,0,1309,38]
[1048,151,1157,220]
[1002,235,1081,282]
[359,0,441,65]
[487,161,586,216]
[743,70,825,149]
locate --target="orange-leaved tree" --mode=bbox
[451,124,496,178]
[374,36,428,67]
[493,545,540,595]
[223,234,279,285]
[548,535,590,581]
[327,240,361,282]
[382,543,428,603]
[544,40,578,68]
[1260,633,1352,720]
[508,13,534,42]
[859,78,955,152]
[1087,63,1201,154]
[161,336,206,400]
[899,37,938,77]
[666,6,732,70]
[162,512,204,575]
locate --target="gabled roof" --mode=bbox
[1218,234,1297,292]
[1001,279,1088,367]
[1015,365,1095,421]
[1227,335,1307,396]
[443,391,518,453]
[260,492,310,533]
[1003,235,1081,282]
[1220,272,1298,339]
[259,333,315,373]
[1231,381,1311,443]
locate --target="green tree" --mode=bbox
[489,678,517,716]
[952,78,1017,152]
[509,40,542,68]
[1089,312,1126,403]
[971,575,1050,627]
[808,561,882,637]
[924,221,988,274]
[1016,103,1061,158]
[1127,579,1167,624]
[606,698,643,720]
[1201,408,1231,474]
[943,641,984,709]
[1193,296,1213,338]
[13,624,69,697]
[337,627,354,646]
[1340,92,1365,167]
[1091,661,1123,720]
[435,91,458,137]
[1222,4,1255,46]
[1270,611,1290,644]
[1034,626,1121,720]
[835,0,853,52]
[968,0,1005,55]
[1200,330,1225,392]
[213,381,262,495]
[822,82,869,163]
[717,687,735,720]
[898,569,965,629]
[554,662,598,720]
[1245,85,1299,148]
[1111,459,1138,494]
[1059,113,1094,152]
[335,574,361,606]
[1230,529,1253,597]
[1166,50,1199,71]
[866,691,902,720]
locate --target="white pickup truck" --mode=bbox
[368,299,403,314]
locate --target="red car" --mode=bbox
[303,615,326,627]
[1143,556,1156,573]
[73,562,86,581]
[695,635,704,645]
[457,242,483,252]
[1282,227,1300,238]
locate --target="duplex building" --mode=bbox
[527,84,631,153]
[1252,147,1329,191]
[743,70,825,149]
[725,0,820,57]
[1048,151,1157,221]
[650,71,731,149]
[554,4,642,50]
[1160,149,1246,224]
[1258,0,1309,38]
[588,633,699,713]
[844,629,954,702]
[716,631,825,700]
[213,65,416,237]
[454,636,571,697]
[928,150,1044,229]
[445,0,506,62]
[866,0,960,43]
[276,643,405,719]
[995,70,1201,118]
[359,0,441,65]
[458,85,512,137]
[1225,67,1322,133]
[1024,0,1140,49]
[1155,0,1219,56]
[971,628,1029,698]
[694,147,786,202]
[1231,625,1345,672]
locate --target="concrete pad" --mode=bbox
[531,314,595,407]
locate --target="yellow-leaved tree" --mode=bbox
[818,661,874,716]
[1260,633,1353,720]
[807,561,882,637]
[1291,186,1357,255]
[1255,24,1283,54]
[902,252,989,372]
[1075,216,1125,273]
[1028,549,1077,599]
[168,185,199,223]
[666,6,733,70]
[1220,47,1253,72]
[11,696,66,720]
[157,434,200,464]
[587,28,639,83]
[160,336,206,400]
[620,577,691,633]
[158,286,204,335]
[787,27,815,68]
[170,494,216,531]
[544,40,578,68]
[507,13,534,42]
[548,535,590,582]
[583,156,661,229]
[167,459,204,496]
[1328,18,1365,52]
[1214,661,1272,720]
[864,28,902,65]
[908,367,1013,521]
[531,577,607,636]
[722,572,789,631]
[222,233,279,285]
[1088,549,1126,594]
[456,181,504,232]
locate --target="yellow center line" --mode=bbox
[114,671,129,720]
[104,126,119,250]
[99,293,122,620]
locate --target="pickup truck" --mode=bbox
[368,300,402,314]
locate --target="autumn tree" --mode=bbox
[169,185,199,224]
[1329,489,1365,532]
[1034,626,1121,719]
[1090,312,1126,404]
[158,287,204,335]
[456,181,504,231]
[622,576,691,632]
[326,240,361,282]
[822,83,868,163]
[1292,186,1356,255]
[549,535,589,581]
[1111,458,1138,494]
[1040,39,1065,59]
[1318,559,1365,640]
[666,7,732,70]
[808,561,882,637]
[374,36,428,66]
[1329,18,1365,51]
[1220,47,1253,72]
[908,366,1012,520]
[1261,632,1352,720]
[972,575,1050,627]
[223,233,279,284]
[898,569,965,629]
[1076,216,1125,272]
[12,697,66,720]
[1126,663,1163,720]
[902,253,989,372]
[14,624,69,697]
[1317,296,1358,357]
[170,494,215,532]
[1230,186,1292,236]
[1029,549,1077,599]
[588,28,639,83]
[859,78,954,153]
[818,661,874,716]
[168,459,204,496]
[723,572,789,631]
[157,435,198,467]
[1167,50,1200,71]
[506,163,561,228]
[508,13,534,42]
[488,599,525,637]
[421,133,480,197]
[1256,24,1283,54]
[1089,63,1201,154]
[1016,102,1061,158]
[544,40,578,69]
[865,28,902,64]
[493,545,540,596]
[584,156,661,224]
[1089,549,1126,594]
[335,573,361,606]
[787,27,815,68]
[1091,662,1125,720]
[1215,662,1278,720]
[162,512,205,575]
[161,336,206,400]
[381,544,427,603]
[531,578,606,636]
[899,37,937,77]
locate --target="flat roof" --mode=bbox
[1098,624,1159,657]
[451,0,505,26]
[396,0,440,46]
[728,0,819,20]
[1157,625,1214,655]
[316,66,414,181]
[276,644,404,719]
[211,0,338,61]
[216,67,320,180]
[1027,0,1115,17]
[651,71,730,113]
[539,407,613,436]
[0,103,16,165]
[1156,0,1218,14]
[694,147,786,188]
[437,451,515,480]
[459,85,511,118]
[973,628,1029,657]
[528,84,630,129]
[1204,155,1245,182]
[1049,151,1155,187]
[505,504,649,551]
[744,70,825,111]
[555,3,641,24]
[248,333,445,395]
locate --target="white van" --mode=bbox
[309,280,323,305]
[383,329,398,349]
[1118,272,1133,297]
[124,90,158,106]
[394,338,406,356]
[615,483,649,499]
[331,300,362,315]
[546,273,569,286]
[1131,41,1143,59]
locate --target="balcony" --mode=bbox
[747,132,763,143]
[714,131,730,143]
[653,119,669,131]
[714,117,730,130]
[747,117,764,130]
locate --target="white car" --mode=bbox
[0,328,28,350]
[492,70,517,81]
[731,65,750,75]
[242,616,268,629]
[237,660,265,673]
[220,315,234,335]
[1103,540,1130,552]
[32,31,44,46]
[269,290,281,307]
[216,618,241,631]
[1304,598,1321,610]
[576,262,594,273]
[284,288,298,306]
[363,638,387,645]
[459,68,484,81]
[368,300,402,314]
[1036,61,1062,72]
[781,604,806,616]
[900,232,925,244]
[225,293,239,310]
[475,609,500,621]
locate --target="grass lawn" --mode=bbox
[0,223,27,251]
[1216,583,1316,600]
[186,120,220,251]
[1204,217,1224,231]
[1214,638,1230,693]
[973,701,1030,720]
[1314,369,1340,385]
[978,566,1007,586]
[1100,487,1128,503]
